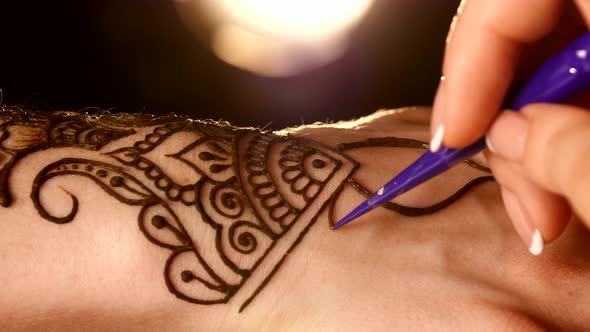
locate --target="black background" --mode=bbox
[0,1,460,129]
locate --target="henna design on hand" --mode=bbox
[338,137,494,218]
[0,108,493,312]
[0,108,180,207]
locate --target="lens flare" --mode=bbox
[176,0,374,76]
[215,0,373,41]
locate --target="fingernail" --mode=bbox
[430,75,446,143]
[485,135,496,153]
[501,189,544,256]
[486,111,528,161]
[430,124,445,152]
[529,229,544,256]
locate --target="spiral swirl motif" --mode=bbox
[211,182,244,218]
[228,221,272,254]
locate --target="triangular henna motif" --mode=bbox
[28,124,359,311]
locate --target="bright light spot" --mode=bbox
[212,23,347,77]
[570,67,578,74]
[177,0,374,76]
[212,24,286,76]
[215,0,374,42]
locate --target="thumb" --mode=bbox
[487,103,590,225]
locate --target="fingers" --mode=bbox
[488,104,590,246]
[487,152,571,255]
[431,0,564,150]
[521,104,590,224]
[575,0,590,24]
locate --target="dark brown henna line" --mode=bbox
[207,141,230,155]
[111,128,265,291]
[180,271,227,292]
[184,244,235,292]
[50,120,136,150]
[228,221,276,255]
[199,151,227,161]
[194,178,255,277]
[119,181,153,198]
[327,183,347,227]
[107,130,212,205]
[199,180,278,290]
[462,159,491,173]
[136,192,239,304]
[167,135,235,179]
[210,181,245,218]
[138,202,238,298]
[338,136,491,171]
[244,134,298,232]
[31,159,161,224]
[240,134,491,310]
[337,136,493,215]
[110,152,177,193]
[167,136,209,160]
[278,144,341,201]
[237,135,358,312]
[112,126,272,294]
[138,205,191,250]
[131,125,181,153]
[6,107,497,311]
[347,176,495,216]
[164,249,238,305]
[192,133,284,295]
[228,134,291,287]
[0,108,190,207]
[239,254,286,313]
[338,136,430,151]
[5,108,350,309]
[238,161,352,312]
[0,154,16,207]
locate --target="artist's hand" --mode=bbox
[2,107,590,330]
[432,0,590,254]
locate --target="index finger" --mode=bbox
[432,0,564,149]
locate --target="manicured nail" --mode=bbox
[486,111,528,161]
[485,135,496,153]
[529,229,544,256]
[501,189,544,256]
[430,124,445,152]
[430,75,446,152]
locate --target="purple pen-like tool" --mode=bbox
[333,31,590,230]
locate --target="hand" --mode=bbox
[432,0,590,254]
[2,107,590,330]
[258,108,590,331]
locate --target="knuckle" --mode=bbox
[570,166,590,206]
[539,121,590,195]
[481,0,561,42]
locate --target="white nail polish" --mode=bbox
[529,229,544,256]
[430,125,445,152]
[485,135,496,153]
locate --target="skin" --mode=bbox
[431,0,590,253]
[1,107,590,330]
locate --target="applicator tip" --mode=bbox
[332,213,357,230]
